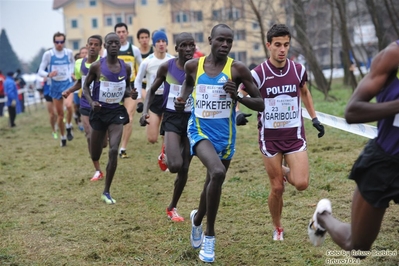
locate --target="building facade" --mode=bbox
[53,0,282,65]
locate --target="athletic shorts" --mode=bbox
[80,107,90,117]
[44,94,52,102]
[149,95,164,116]
[73,93,80,105]
[259,138,307,157]
[89,105,129,131]
[161,111,190,136]
[349,138,399,208]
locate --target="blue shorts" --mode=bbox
[73,93,80,105]
[50,80,72,100]
[188,128,235,160]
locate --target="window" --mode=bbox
[173,11,189,23]
[212,9,221,20]
[141,0,147,5]
[115,15,123,24]
[92,18,98,29]
[194,32,204,43]
[252,22,259,29]
[126,14,134,25]
[89,0,96,6]
[253,43,260,51]
[158,0,164,3]
[104,15,113,26]
[229,51,247,64]
[71,19,78,28]
[71,40,80,50]
[234,30,246,41]
[192,11,203,22]
[228,8,241,20]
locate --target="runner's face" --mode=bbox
[115,26,128,45]
[138,33,150,47]
[209,27,233,58]
[87,38,101,57]
[154,40,167,53]
[267,35,290,64]
[176,39,195,62]
[105,35,121,56]
[79,48,88,58]
[54,36,65,51]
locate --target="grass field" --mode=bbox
[1,88,398,266]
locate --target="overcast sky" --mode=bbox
[0,0,64,63]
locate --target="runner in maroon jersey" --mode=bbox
[241,24,324,241]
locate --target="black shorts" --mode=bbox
[161,111,190,136]
[149,95,164,116]
[89,105,129,131]
[80,107,90,117]
[44,94,52,102]
[349,139,399,208]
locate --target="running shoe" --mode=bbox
[273,227,284,240]
[66,127,74,141]
[101,192,116,204]
[158,144,168,171]
[53,132,58,139]
[308,198,332,246]
[119,150,129,159]
[90,171,104,181]
[190,210,203,249]
[166,207,184,222]
[60,139,67,147]
[199,236,216,263]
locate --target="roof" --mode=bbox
[53,0,135,10]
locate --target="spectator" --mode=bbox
[4,72,21,127]
[0,70,5,116]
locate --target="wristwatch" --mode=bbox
[237,91,244,102]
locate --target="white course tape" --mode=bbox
[302,108,377,139]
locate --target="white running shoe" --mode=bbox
[308,198,332,246]
[190,210,203,249]
[199,236,215,263]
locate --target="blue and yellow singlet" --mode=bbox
[187,56,237,159]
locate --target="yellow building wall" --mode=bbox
[62,0,134,55]
[60,0,285,65]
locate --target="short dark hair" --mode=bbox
[137,28,150,39]
[53,31,66,42]
[267,24,291,43]
[210,24,232,38]
[88,35,103,46]
[114,23,128,32]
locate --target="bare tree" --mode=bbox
[335,0,358,90]
[292,0,330,98]
[383,0,399,37]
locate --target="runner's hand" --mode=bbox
[236,111,252,126]
[223,79,237,100]
[91,101,101,112]
[312,117,325,138]
[139,113,149,126]
[131,88,138,100]
[174,97,186,112]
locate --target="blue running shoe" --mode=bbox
[190,210,203,249]
[199,236,215,263]
[101,192,116,204]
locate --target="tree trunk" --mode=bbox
[335,0,357,90]
[292,0,329,98]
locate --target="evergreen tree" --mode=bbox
[0,29,22,74]
[29,48,47,73]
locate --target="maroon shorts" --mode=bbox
[259,138,307,157]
